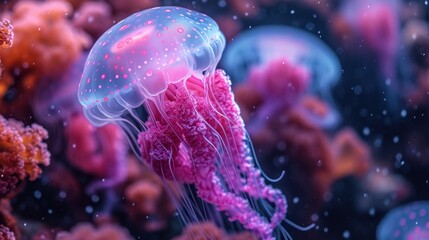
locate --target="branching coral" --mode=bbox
[0,115,50,197]
[0,18,13,49]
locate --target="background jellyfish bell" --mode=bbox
[377,201,429,240]
[222,25,341,96]
[223,25,342,128]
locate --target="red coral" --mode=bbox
[0,115,50,197]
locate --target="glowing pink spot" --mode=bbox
[119,24,129,31]
[177,27,184,33]
[123,74,128,79]
[103,97,108,102]
[101,74,106,80]
[400,218,407,226]
[104,54,109,60]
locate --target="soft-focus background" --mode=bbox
[0,0,428,239]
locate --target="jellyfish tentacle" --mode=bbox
[209,70,288,228]
[138,73,284,239]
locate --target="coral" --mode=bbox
[172,221,258,240]
[123,159,179,232]
[56,222,133,240]
[0,0,90,77]
[0,199,18,240]
[172,222,225,240]
[0,0,90,120]
[0,18,13,49]
[0,115,50,197]
[0,225,15,240]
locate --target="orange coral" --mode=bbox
[0,115,50,197]
[0,0,90,120]
[56,223,133,240]
[123,157,179,232]
[0,0,90,77]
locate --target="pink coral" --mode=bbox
[0,199,17,240]
[138,70,287,239]
[0,115,50,197]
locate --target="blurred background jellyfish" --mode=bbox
[377,201,429,240]
[222,25,342,128]
[78,6,289,240]
[336,0,401,108]
[222,25,341,94]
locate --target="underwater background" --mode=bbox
[0,0,429,239]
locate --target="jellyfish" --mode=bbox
[338,0,402,108]
[338,0,400,81]
[222,25,341,96]
[222,25,341,128]
[78,6,288,240]
[377,201,429,240]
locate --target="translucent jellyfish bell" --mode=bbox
[377,201,429,240]
[222,25,341,98]
[78,6,225,126]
